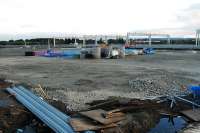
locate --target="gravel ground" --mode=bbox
[0,49,200,110]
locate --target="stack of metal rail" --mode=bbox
[7,86,94,133]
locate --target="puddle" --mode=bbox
[148,115,187,133]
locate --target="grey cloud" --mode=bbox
[0,32,78,41]
[176,3,200,31]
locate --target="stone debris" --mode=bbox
[129,74,192,97]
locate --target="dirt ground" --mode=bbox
[0,50,200,110]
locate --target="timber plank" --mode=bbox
[181,109,200,122]
[80,109,126,125]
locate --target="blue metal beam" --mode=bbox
[7,87,69,133]
[7,87,74,133]
[17,86,70,122]
[12,86,74,132]
[7,86,95,133]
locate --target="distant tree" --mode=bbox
[86,39,95,44]
[9,40,14,43]
[14,39,25,45]
[98,38,104,44]
[0,41,8,45]
[116,38,125,44]
[64,39,71,44]
[108,39,114,44]
[76,39,83,44]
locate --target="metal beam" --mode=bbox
[149,35,151,46]
[48,39,50,49]
[7,87,73,133]
[198,33,200,46]
[127,32,170,37]
[23,39,27,47]
[127,32,171,45]
[53,38,56,47]
[196,29,200,46]
[95,36,98,45]
[175,96,200,108]
[167,35,171,45]
[7,86,95,133]
[17,86,70,122]
[196,33,198,46]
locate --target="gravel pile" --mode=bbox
[46,89,144,111]
[128,74,193,97]
[45,73,198,111]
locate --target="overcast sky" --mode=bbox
[0,0,199,40]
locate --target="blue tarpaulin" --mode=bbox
[43,49,80,58]
[188,85,200,97]
[143,48,155,54]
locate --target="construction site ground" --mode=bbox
[0,50,200,111]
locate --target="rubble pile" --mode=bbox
[129,74,193,97]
